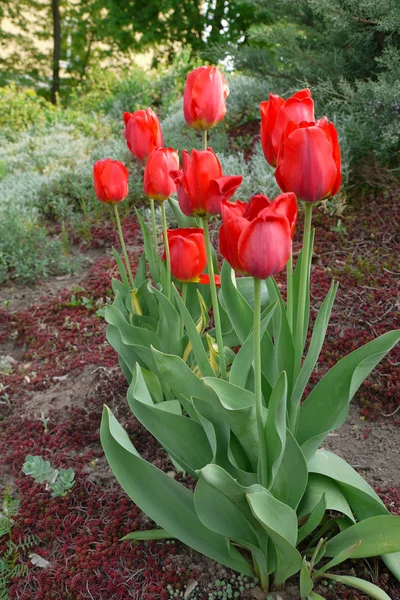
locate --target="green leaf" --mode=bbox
[290,281,338,430]
[135,209,159,282]
[323,574,391,600]
[247,490,302,585]
[100,405,253,575]
[22,455,58,484]
[293,229,315,353]
[313,541,361,577]
[147,282,183,355]
[220,262,254,344]
[307,593,326,600]
[121,529,175,541]
[265,371,287,487]
[297,494,326,544]
[107,324,142,373]
[134,252,147,287]
[298,474,355,523]
[172,285,215,378]
[140,368,163,403]
[236,277,269,310]
[300,557,313,599]
[112,246,130,289]
[325,515,400,558]
[270,430,308,510]
[105,304,160,350]
[167,197,200,228]
[298,330,400,459]
[127,366,212,476]
[229,301,277,390]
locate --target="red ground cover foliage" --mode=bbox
[0,192,399,598]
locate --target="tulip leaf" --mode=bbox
[229,301,277,390]
[293,229,315,353]
[127,366,213,476]
[136,279,159,318]
[270,430,308,510]
[105,304,161,350]
[135,209,159,283]
[112,246,131,289]
[247,490,302,585]
[100,406,253,575]
[134,252,147,287]
[323,574,391,600]
[236,277,269,310]
[265,371,287,487]
[220,262,254,344]
[290,281,338,431]
[298,473,355,523]
[167,197,199,228]
[140,367,163,403]
[324,515,400,558]
[300,557,313,599]
[172,285,215,377]
[106,324,142,374]
[121,529,175,541]
[297,493,327,544]
[313,541,361,577]
[147,282,183,355]
[298,330,400,459]
[307,593,326,600]
[118,355,133,383]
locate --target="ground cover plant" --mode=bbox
[0,63,395,597]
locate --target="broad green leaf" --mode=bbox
[203,377,259,470]
[220,262,254,344]
[118,355,133,383]
[141,368,163,403]
[290,281,338,431]
[325,515,400,558]
[265,371,287,487]
[128,366,212,476]
[167,197,199,228]
[105,304,160,349]
[107,324,142,374]
[112,246,130,289]
[298,494,326,544]
[307,593,326,600]
[135,209,158,283]
[247,490,302,585]
[121,529,175,541]
[298,330,400,458]
[147,282,183,355]
[134,252,147,287]
[298,473,355,523]
[173,285,215,377]
[136,279,159,318]
[236,277,269,310]
[323,574,391,600]
[229,301,277,389]
[313,541,361,577]
[100,406,254,575]
[270,430,308,510]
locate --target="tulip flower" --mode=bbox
[170,148,242,218]
[93,159,129,204]
[260,89,315,167]
[93,158,133,288]
[220,193,297,280]
[183,66,229,131]
[275,117,342,203]
[166,228,207,283]
[144,147,179,202]
[123,108,163,161]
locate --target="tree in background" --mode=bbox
[210,0,400,165]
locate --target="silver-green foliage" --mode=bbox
[22,455,75,498]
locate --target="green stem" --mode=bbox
[202,217,226,380]
[253,554,269,592]
[202,129,207,151]
[286,252,293,332]
[149,197,158,264]
[294,202,313,380]
[180,283,188,338]
[254,277,268,488]
[113,203,134,288]
[161,201,171,300]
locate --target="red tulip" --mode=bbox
[183,66,229,130]
[170,148,242,218]
[123,108,163,161]
[220,193,297,279]
[275,118,342,203]
[167,228,207,283]
[260,89,314,167]
[143,147,180,202]
[93,159,129,204]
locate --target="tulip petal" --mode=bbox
[199,274,221,286]
[168,231,207,282]
[238,214,292,280]
[244,194,271,221]
[260,94,285,166]
[272,93,314,154]
[267,193,298,239]
[220,200,249,273]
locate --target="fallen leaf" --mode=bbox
[184,579,198,598]
[29,553,50,568]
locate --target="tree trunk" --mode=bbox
[51,0,61,104]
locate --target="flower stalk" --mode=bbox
[161,202,171,300]
[254,277,268,488]
[113,203,134,289]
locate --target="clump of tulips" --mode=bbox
[93,67,400,598]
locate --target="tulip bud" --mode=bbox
[260,89,315,167]
[93,159,129,204]
[123,108,163,161]
[275,118,342,203]
[183,66,229,131]
[166,228,207,283]
[143,147,179,202]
